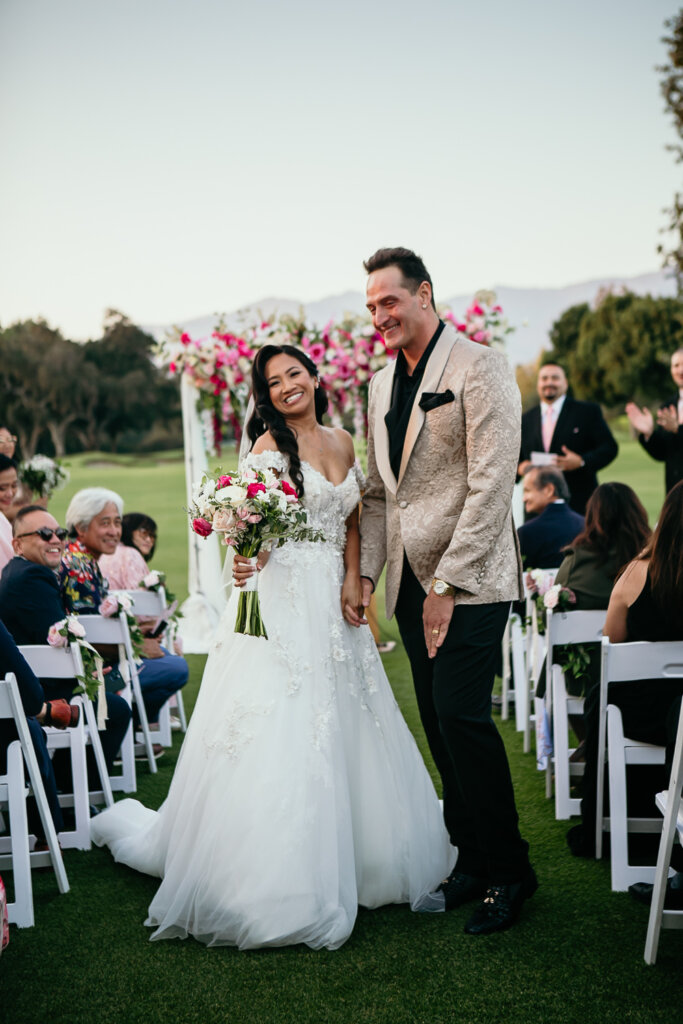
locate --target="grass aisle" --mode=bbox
[2,439,680,1022]
[3,648,681,1024]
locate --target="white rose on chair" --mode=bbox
[543,585,576,612]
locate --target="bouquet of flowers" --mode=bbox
[19,454,69,498]
[188,465,324,638]
[47,616,103,703]
[99,593,145,661]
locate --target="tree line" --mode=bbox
[519,290,683,412]
[0,311,182,459]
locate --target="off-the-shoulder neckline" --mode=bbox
[245,451,358,489]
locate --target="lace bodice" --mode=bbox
[241,450,364,554]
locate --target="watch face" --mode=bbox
[434,580,446,595]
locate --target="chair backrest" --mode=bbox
[80,613,127,646]
[113,589,166,617]
[18,644,85,681]
[602,639,683,685]
[547,609,606,653]
[0,674,20,722]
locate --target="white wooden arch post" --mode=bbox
[177,375,227,653]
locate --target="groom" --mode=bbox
[358,248,536,935]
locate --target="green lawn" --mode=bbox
[3,439,681,1023]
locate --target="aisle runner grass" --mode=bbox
[3,439,679,1022]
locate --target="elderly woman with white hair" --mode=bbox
[60,488,188,751]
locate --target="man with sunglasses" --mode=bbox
[0,505,131,770]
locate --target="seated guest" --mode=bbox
[0,455,18,573]
[517,466,585,569]
[0,429,16,459]
[0,505,131,772]
[567,480,683,861]
[63,490,188,739]
[537,484,652,743]
[100,512,158,589]
[0,616,70,837]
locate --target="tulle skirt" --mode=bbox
[91,544,454,949]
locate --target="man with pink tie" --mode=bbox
[518,364,618,515]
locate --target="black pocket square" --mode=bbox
[419,389,455,412]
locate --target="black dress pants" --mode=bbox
[394,557,530,883]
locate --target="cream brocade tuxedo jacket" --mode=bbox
[360,322,523,619]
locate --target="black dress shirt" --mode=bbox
[384,321,445,479]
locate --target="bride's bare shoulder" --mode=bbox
[251,432,280,455]
[329,427,356,468]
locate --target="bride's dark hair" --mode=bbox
[246,344,328,497]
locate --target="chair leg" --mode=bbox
[6,743,33,928]
[173,690,188,733]
[81,697,114,808]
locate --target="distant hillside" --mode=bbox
[146,270,678,367]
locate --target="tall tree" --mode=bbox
[544,292,683,408]
[658,10,683,290]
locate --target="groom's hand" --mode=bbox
[423,591,455,659]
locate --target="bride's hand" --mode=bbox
[232,551,269,588]
[342,573,367,627]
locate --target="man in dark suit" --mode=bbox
[0,505,131,769]
[626,348,683,494]
[517,467,584,569]
[0,617,64,835]
[518,364,618,515]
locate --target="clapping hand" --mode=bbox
[656,404,679,434]
[625,402,654,439]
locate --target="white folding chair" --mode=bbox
[547,609,606,820]
[115,588,188,747]
[0,674,69,927]
[18,644,113,850]
[523,569,557,756]
[81,612,157,779]
[645,700,683,963]
[596,639,683,891]
[501,612,527,730]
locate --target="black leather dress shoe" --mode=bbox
[437,869,488,910]
[629,871,683,910]
[464,868,538,935]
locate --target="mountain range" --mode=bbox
[146,269,678,367]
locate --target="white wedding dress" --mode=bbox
[91,452,454,949]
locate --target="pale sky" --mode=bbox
[0,0,680,339]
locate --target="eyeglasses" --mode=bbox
[16,527,69,542]
[0,435,17,444]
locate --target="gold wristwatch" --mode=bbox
[431,577,456,598]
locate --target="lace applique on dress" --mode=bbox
[240,449,289,476]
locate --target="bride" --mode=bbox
[91,344,454,950]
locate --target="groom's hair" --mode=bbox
[363,247,437,311]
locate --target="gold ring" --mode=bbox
[431,628,440,635]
